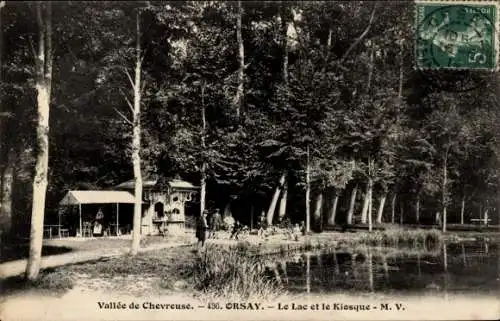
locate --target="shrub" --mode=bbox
[235,241,252,254]
[31,271,74,291]
[192,245,282,301]
[159,277,175,290]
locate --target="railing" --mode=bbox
[43,224,69,238]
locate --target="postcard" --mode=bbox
[0,1,499,320]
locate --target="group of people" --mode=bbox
[195,209,306,248]
[195,208,221,248]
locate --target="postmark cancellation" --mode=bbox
[415,0,500,70]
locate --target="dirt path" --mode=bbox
[0,239,191,279]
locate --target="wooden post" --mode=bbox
[368,178,373,232]
[460,196,465,225]
[58,209,61,238]
[116,203,119,236]
[79,204,82,238]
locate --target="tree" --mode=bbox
[424,94,471,232]
[0,0,12,239]
[26,1,53,280]
[235,0,244,119]
[128,10,143,255]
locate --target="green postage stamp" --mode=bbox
[415,0,499,70]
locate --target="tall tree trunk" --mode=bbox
[199,84,206,216]
[278,178,287,221]
[313,192,323,230]
[276,3,289,224]
[0,1,13,239]
[442,148,449,233]
[327,190,339,226]
[26,2,52,280]
[130,11,143,255]
[398,35,404,98]
[367,47,374,93]
[483,208,489,226]
[360,183,370,224]
[0,149,14,237]
[250,204,254,230]
[280,2,288,85]
[235,0,244,119]
[416,195,420,225]
[460,195,465,225]
[368,178,373,232]
[376,191,387,224]
[224,202,231,218]
[399,202,404,225]
[305,145,310,233]
[347,185,358,225]
[266,173,285,225]
[391,193,396,224]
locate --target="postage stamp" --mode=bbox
[415,0,499,70]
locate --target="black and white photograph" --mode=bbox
[0,1,499,320]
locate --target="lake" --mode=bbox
[267,241,499,296]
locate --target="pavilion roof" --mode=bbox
[59,190,136,205]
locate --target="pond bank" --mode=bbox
[1,229,498,321]
[1,228,495,279]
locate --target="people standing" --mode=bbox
[209,208,221,239]
[230,220,242,240]
[93,208,104,236]
[257,214,266,237]
[196,211,209,249]
[299,221,306,236]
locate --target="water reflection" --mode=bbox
[270,242,498,296]
[305,252,311,294]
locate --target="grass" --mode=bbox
[192,244,283,301]
[64,244,194,278]
[354,228,443,250]
[0,270,74,296]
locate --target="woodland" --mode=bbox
[0,1,499,279]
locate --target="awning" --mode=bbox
[59,190,136,206]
